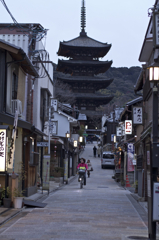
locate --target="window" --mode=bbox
[12,72,18,100]
[103,154,114,159]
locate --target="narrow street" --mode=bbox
[0,144,150,240]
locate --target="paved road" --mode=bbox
[0,144,150,240]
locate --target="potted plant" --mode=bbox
[13,162,26,209]
[13,187,24,209]
[1,187,12,208]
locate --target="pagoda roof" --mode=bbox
[75,93,114,106]
[57,35,111,58]
[57,75,113,82]
[57,59,112,75]
[75,93,113,100]
[59,35,111,48]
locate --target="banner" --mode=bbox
[127,143,135,172]
[0,129,6,172]
[42,155,50,191]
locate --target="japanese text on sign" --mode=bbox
[155,13,159,47]
[133,107,143,125]
[51,99,58,112]
[50,121,57,135]
[0,129,6,172]
[125,120,132,135]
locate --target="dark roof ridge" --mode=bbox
[63,34,108,45]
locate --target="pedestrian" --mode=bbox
[77,158,88,185]
[93,146,97,157]
[97,146,101,158]
[87,159,92,178]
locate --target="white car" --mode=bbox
[101,151,115,169]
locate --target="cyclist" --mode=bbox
[77,158,88,185]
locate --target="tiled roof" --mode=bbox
[61,35,111,48]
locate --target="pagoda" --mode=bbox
[56,0,114,132]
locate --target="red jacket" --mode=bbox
[77,163,88,170]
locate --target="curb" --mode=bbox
[0,208,24,227]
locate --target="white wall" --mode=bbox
[0,34,29,55]
[33,70,54,131]
[53,112,70,137]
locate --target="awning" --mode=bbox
[0,39,38,77]
[0,112,46,136]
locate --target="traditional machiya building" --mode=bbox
[56,0,114,136]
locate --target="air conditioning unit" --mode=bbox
[11,99,22,117]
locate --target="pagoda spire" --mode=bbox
[80,0,87,36]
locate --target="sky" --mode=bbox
[0,0,155,68]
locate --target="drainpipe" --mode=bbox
[23,76,28,120]
[31,80,34,125]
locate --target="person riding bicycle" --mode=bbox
[77,158,88,185]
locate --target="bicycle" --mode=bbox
[78,169,85,189]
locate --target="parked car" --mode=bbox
[101,151,115,169]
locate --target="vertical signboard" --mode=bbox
[42,155,50,192]
[0,129,6,172]
[116,127,122,137]
[50,121,58,135]
[133,107,143,124]
[64,158,68,183]
[51,99,58,112]
[153,12,159,48]
[125,120,132,135]
[147,151,150,165]
[127,143,135,172]
[153,182,159,221]
[111,134,115,142]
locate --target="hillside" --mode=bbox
[99,66,141,108]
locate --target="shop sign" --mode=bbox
[147,151,150,165]
[153,182,159,221]
[50,121,58,135]
[111,134,115,142]
[133,107,143,125]
[0,129,6,172]
[127,143,135,172]
[51,99,58,112]
[133,160,136,165]
[125,120,132,135]
[153,12,159,48]
[42,155,50,192]
[116,127,122,136]
[37,142,49,147]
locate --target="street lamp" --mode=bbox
[65,131,70,183]
[65,131,70,138]
[148,62,159,88]
[113,135,116,143]
[79,136,83,143]
[73,140,78,147]
[85,125,88,129]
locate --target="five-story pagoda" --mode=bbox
[57,0,114,133]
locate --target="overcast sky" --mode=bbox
[0,0,155,67]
